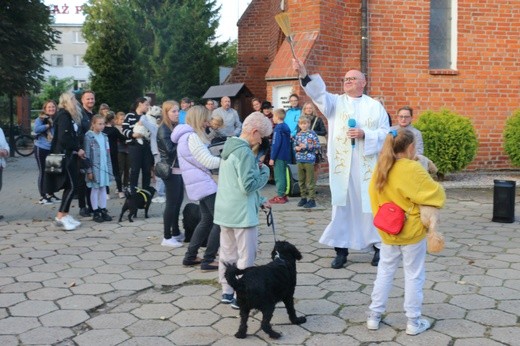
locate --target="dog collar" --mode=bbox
[273,251,286,265]
[135,188,149,203]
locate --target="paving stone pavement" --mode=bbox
[0,156,519,345]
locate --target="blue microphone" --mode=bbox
[348,119,357,147]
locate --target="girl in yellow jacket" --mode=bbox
[367,129,445,335]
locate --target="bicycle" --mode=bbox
[10,125,35,157]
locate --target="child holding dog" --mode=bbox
[293,115,320,208]
[367,128,445,335]
[214,111,273,308]
[84,114,114,223]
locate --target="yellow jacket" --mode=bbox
[369,159,446,245]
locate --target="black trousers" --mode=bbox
[184,193,220,264]
[106,151,122,195]
[163,173,184,239]
[128,142,153,191]
[59,155,79,214]
[34,146,50,198]
[76,159,92,210]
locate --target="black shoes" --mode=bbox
[200,261,219,271]
[100,208,112,221]
[93,209,104,223]
[183,257,202,266]
[331,254,347,269]
[371,246,380,266]
[297,198,308,207]
[304,199,316,208]
[79,207,92,217]
[93,208,112,222]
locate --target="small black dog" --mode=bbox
[118,186,156,222]
[182,203,204,245]
[224,241,306,339]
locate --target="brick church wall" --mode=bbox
[230,0,520,170]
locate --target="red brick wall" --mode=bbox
[368,0,519,170]
[232,0,520,170]
[227,0,281,103]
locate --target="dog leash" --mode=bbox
[263,207,285,263]
[263,207,277,242]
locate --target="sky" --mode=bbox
[46,0,250,43]
[214,0,251,42]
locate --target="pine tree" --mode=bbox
[145,0,229,101]
[82,0,145,112]
[0,0,59,96]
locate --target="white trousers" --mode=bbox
[218,226,258,295]
[369,239,426,319]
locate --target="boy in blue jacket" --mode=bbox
[269,108,292,204]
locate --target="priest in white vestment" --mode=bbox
[292,59,390,268]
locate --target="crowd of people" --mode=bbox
[0,58,444,335]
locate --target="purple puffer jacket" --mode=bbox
[171,124,217,201]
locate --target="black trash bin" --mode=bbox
[492,180,516,223]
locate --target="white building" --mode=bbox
[43,1,90,89]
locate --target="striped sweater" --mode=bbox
[122,112,140,144]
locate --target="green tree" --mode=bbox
[0,0,59,96]
[221,39,238,67]
[503,109,520,167]
[31,76,74,110]
[145,0,229,101]
[415,109,478,179]
[82,0,145,113]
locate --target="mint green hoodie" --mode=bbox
[214,137,269,228]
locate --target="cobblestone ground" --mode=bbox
[0,157,519,345]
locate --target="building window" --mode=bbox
[73,31,85,43]
[74,80,88,90]
[74,55,85,67]
[429,0,457,69]
[50,54,63,67]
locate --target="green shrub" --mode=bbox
[414,108,478,177]
[503,109,520,167]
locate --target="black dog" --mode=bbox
[224,241,306,339]
[118,186,156,222]
[182,203,205,245]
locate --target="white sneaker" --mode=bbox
[161,238,183,248]
[406,318,430,335]
[64,215,81,227]
[367,311,381,330]
[118,192,125,199]
[55,216,76,231]
[152,196,166,203]
[173,233,185,242]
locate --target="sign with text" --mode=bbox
[272,85,293,111]
[45,1,86,24]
